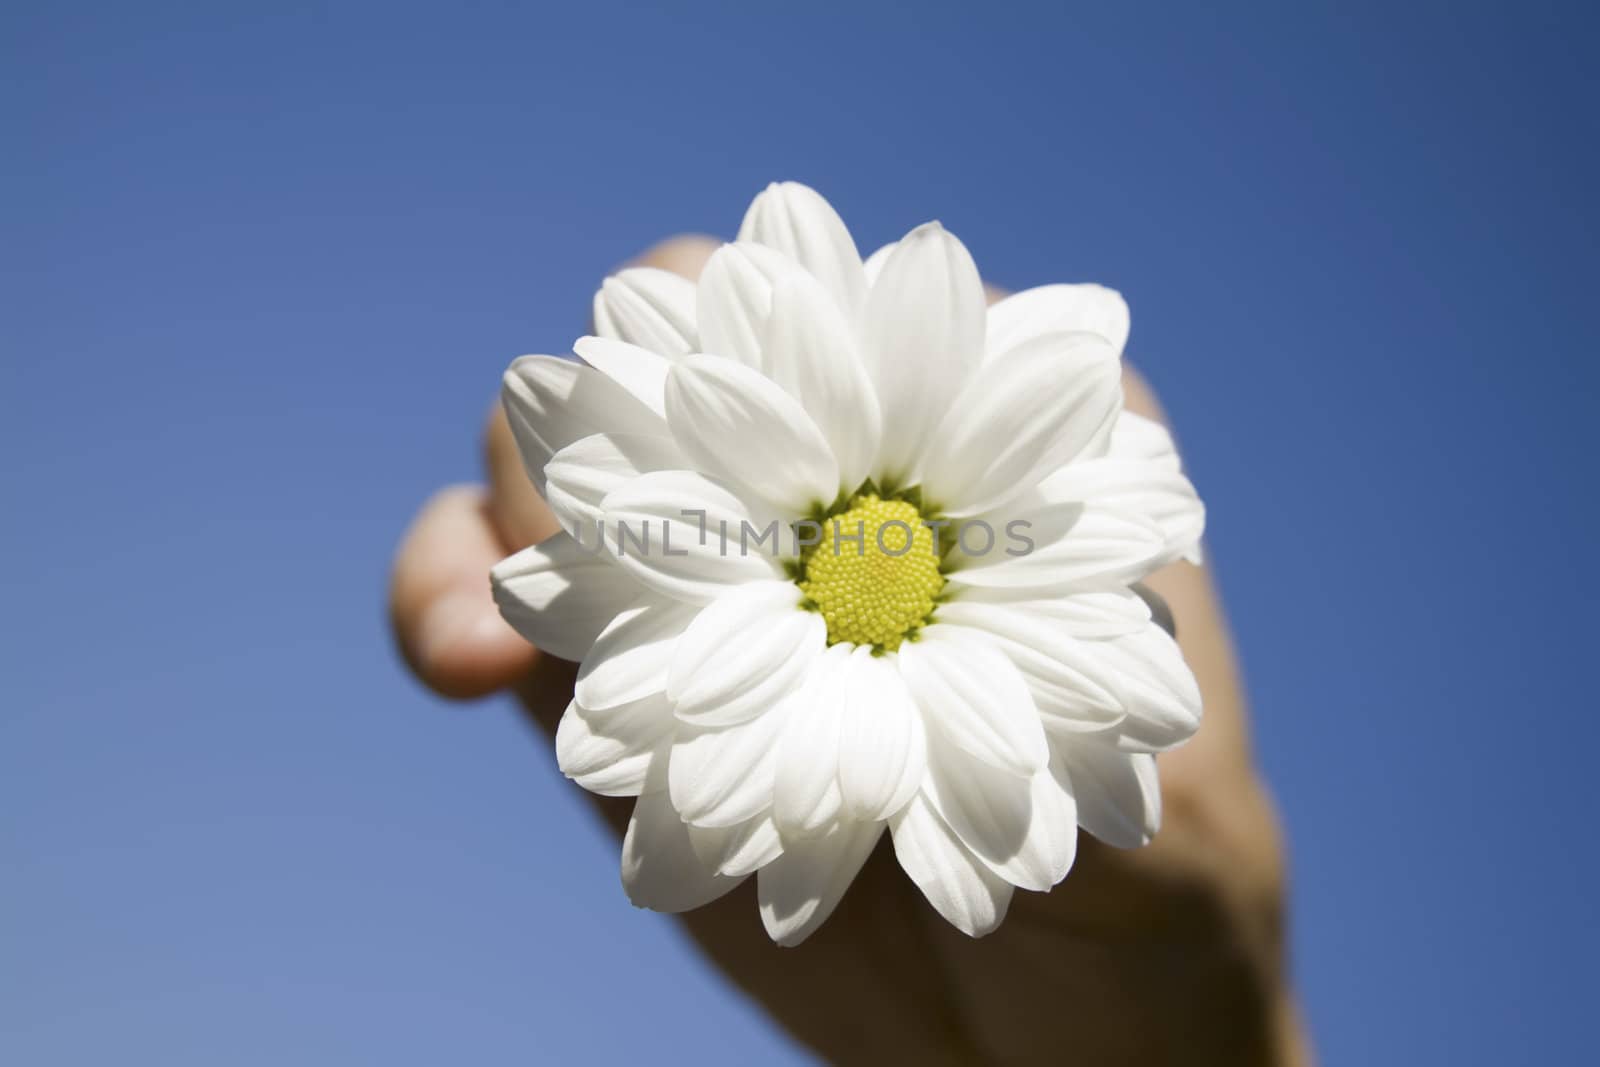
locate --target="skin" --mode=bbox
[389,237,1313,1066]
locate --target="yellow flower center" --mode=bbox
[797,494,944,652]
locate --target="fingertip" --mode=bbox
[414,590,539,700]
[635,234,720,279]
[391,485,537,701]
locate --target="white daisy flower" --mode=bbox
[492,182,1206,945]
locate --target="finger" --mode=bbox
[483,401,562,552]
[389,485,538,699]
[625,233,720,280]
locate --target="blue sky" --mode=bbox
[4,3,1596,1064]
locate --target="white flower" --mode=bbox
[492,182,1206,945]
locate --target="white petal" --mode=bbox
[1088,467,1203,566]
[1107,411,1182,471]
[926,618,1124,735]
[757,819,882,946]
[664,355,839,514]
[921,736,1032,882]
[622,786,743,912]
[924,735,1076,892]
[688,813,784,877]
[695,241,800,368]
[500,355,664,496]
[593,267,698,357]
[946,509,1165,593]
[1100,624,1203,753]
[1057,742,1160,848]
[677,646,822,728]
[669,703,789,827]
[668,580,824,726]
[934,598,1152,687]
[897,627,1048,777]
[772,644,852,836]
[1103,412,1204,564]
[737,181,867,319]
[574,599,696,711]
[985,283,1131,358]
[861,241,896,286]
[938,587,1151,640]
[1012,762,1079,889]
[554,694,673,796]
[861,222,985,486]
[491,533,645,663]
[761,270,882,493]
[921,331,1122,516]
[1036,459,1204,568]
[601,470,788,604]
[573,335,672,416]
[544,432,686,543]
[835,648,926,822]
[889,793,1012,937]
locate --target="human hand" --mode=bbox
[390,236,1308,1066]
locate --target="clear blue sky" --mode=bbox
[4,2,1595,1064]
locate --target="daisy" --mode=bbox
[492,182,1205,945]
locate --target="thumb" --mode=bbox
[389,485,538,699]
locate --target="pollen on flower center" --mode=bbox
[797,494,944,652]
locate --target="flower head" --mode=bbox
[493,182,1206,944]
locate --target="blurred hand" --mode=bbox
[390,237,1310,1066]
